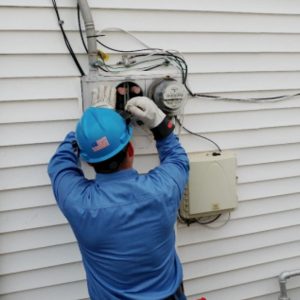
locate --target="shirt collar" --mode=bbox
[95,168,138,183]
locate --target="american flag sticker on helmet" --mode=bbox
[92,136,110,152]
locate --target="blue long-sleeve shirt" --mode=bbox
[48,131,189,300]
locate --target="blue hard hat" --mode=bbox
[75,107,133,163]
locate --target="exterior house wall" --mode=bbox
[1,1,300,299]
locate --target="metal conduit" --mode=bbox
[77,0,98,74]
[278,270,300,300]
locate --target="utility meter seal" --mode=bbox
[148,77,187,115]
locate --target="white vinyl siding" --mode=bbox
[1,1,300,299]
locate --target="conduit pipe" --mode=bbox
[77,0,98,75]
[278,270,300,300]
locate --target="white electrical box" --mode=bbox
[180,151,238,219]
[81,71,185,115]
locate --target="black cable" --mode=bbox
[196,214,221,224]
[52,0,85,76]
[77,3,88,53]
[176,117,222,152]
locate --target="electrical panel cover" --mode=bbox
[180,151,238,219]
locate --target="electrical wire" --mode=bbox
[52,0,85,76]
[177,210,228,227]
[193,92,300,103]
[175,117,222,153]
[195,214,222,225]
[201,212,231,229]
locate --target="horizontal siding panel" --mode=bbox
[177,209,300,246]
[90,11,300,34]
[188,72,300,94]
[0,165,50,190]
[183,241,300,280]
[248,287,300,300]
[0,78,81,101]
[184,93,300,114]
[184,256,300,295]
[237,160,300,184]
[4,32,300,54]
[3,7,300,34]
[0,205,67,233]
[1,280,88,300]
[136,126,300,155]
[0,186,55,212]
[1,120,76,146]
[232,193,300,218]
[0,143,58,169]
[0,99,80,124]
[238,177,300,201]
[2,0,300,15]
[0,224,75,255]
[98,32,300,53]
[185,53,300,73]
[235,143,300,166]
[0,243,80,275]
[183,108,300,133]
[0,54,88,78]
[179,224,300,263]
[0,262,85,294]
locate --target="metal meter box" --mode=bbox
[180,151,238,219]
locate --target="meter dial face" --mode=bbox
[149,78,187,114]
[161,84,186,110]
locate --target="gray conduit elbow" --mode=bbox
[278,270,300,300]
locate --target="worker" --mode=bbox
[48,94,189,300]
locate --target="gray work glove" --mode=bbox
[125,96,174,140]
[125,96,165,129]
[91,85,116,109]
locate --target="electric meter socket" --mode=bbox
[148,77,187,115]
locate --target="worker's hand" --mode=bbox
[125,96,165,129]
[91,85,116,109]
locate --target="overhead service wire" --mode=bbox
[52,0,85,76]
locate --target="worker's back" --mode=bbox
[64,167,183,300]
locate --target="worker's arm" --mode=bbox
[48,131,89,210]
[154,132,189,200]
[126,97,189,205]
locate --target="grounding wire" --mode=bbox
[52,0,85,76]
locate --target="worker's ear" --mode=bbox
[127,141,134,158]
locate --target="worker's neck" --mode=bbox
[119,159,133,171]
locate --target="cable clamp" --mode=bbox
[58,20,64,25]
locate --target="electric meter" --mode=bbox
[148,77,187,115]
